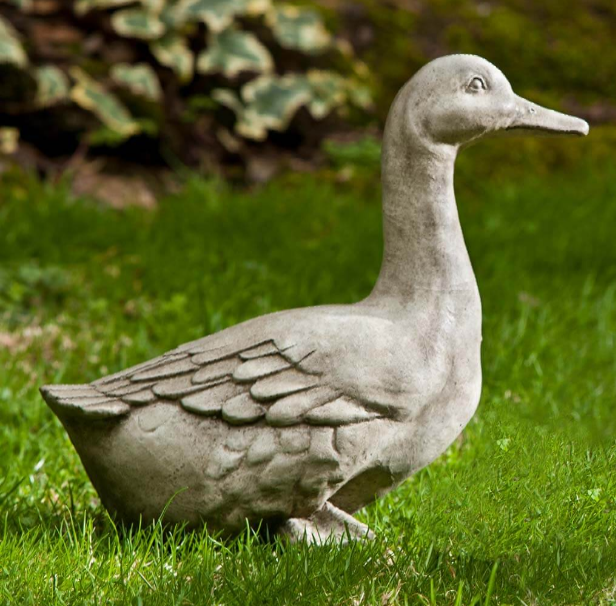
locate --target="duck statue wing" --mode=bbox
[41,330,388,428]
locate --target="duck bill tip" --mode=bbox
[507,96,589,137]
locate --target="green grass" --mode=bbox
[0,138,615,604]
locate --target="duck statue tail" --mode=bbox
[40,384,130,420]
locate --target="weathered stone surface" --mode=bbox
[40,55,588,542]
[305,397,378,426]
[204,449,244,480]
[180,380,242,416]
[130,357,197,382]
[121,389,156,405]
[192,358,237,383]
[106,381,152,397]
[279,426,311,453]
[233,355,291,383]
[225,428,256,452]
[246,431,279,465]
[239,341,279,360]
[222,393,266,424]
[280,342,315,364]
[265,387,339,426]
[250,369,318,402]
[152,375,203,399]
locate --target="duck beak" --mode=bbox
[506,95,589,136]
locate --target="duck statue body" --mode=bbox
[41,55,588,541]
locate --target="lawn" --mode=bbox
[0,134,615,605]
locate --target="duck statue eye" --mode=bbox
[467,76,487,93]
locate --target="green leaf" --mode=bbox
[150,34,194,83]
[88,117,157,146]
[140,0,166,14]
[0,127,19,154]
[86,125,130,147]
[74,0,135,16]
[265,4,330,55]
[346,80,373,110]
[237,74,312,140]
[216,70,360,140]
[212,88,244,115]
[0,16,28,68]
[33,65,70,107]
[169,0,270,33]
[197,28,273,78]
[182,94,218,123]
[70,67,139,137]
[110,63,162,101]
[305,69,346,119]
[111,8,165,40]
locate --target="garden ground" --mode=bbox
[0,133,615,605]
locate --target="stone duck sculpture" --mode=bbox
[41,55,588,542]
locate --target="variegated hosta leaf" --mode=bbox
[169,0,270,33]
[305,70,346,120]
[111,8,165,40]
[140,0,165,14]
[212,88,244,116]
[34,65,70,107]
[70,68,139,137]
[150,34,194,83]
[74,0,135,16]
[110,63,162,101]
[0,127,19,154]
[347,80,373,110]
[266,5,330,55]
[197,28,273,78]
[0,16,28,68]
[239,0,270,15]
[159,1,187,28]
[237,74,312,140]
[217,71,365,140]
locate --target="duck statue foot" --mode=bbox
[278,502,375,544]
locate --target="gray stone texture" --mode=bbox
[41,55,588,542]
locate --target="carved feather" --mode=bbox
[181,380,242,415]
[222,393,266,424]
[192,358,237,384]
[250,369,319,402]
[265,387,340,426]
[40,384,130,418]
[239,341,279,360]
[233,355,291,383]
[305,397,379,425]
[152,375,205,399]
[122,389,156,405]
[131,357,198,382]
[281,343,316,364]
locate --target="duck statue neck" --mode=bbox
[370,136,467,300]
[369,54,587,304]
[40,55,588,543]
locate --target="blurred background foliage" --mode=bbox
[0,0,372,178]
[0,0,615,190]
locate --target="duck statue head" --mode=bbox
[387,54,588,152]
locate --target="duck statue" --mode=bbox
[41,55,589,542]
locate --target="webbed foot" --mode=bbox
[279,502,375,544]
